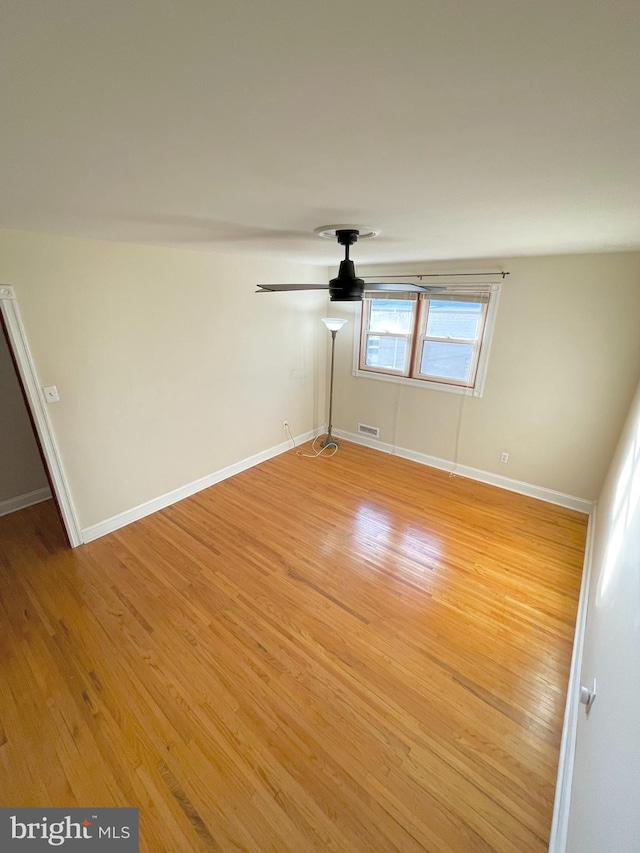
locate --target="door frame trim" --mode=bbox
[0,285,82,547]
[548,504,597,852]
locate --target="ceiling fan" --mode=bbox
[256,227,442,301]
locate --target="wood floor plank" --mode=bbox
[0,441,587,851]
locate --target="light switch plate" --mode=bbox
[43,385,60,403]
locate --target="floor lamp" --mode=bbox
[321,317,348,449]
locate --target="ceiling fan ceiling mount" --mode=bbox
[314,224,381,242]
[335,228,359,248]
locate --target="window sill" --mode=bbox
[353,368,483,397]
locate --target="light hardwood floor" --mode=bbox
[0,441,587,852]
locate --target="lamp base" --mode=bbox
[320,435,339,450]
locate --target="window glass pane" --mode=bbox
[426,300,482,340]
[369,299,413,333]
[365,335,407,371]
[420,341,474,382]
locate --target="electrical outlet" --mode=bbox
[283,420,289,432]
[500,451,509,463]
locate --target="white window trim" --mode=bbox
[352,283,501,397]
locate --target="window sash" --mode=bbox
[359,298,416,376]
[362,332,412,376]
[413,296,488,386]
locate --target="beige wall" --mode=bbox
[0,327,49,505]
[0,229,328,529]
[2,232,637,532]
[328,253,640,501]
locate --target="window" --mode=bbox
[357,286,500,395]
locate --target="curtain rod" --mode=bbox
[362,271,509,279]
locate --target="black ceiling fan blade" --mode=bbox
[256,283,329,292]
[363,282,444,293]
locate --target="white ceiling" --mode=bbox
[1,0,639,265]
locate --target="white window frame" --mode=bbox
[353,283,501,397]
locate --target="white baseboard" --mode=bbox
[548,505,596,852]
[81,425,593,543]
[334,429,594,514]
[81,427,323,544]
[0,487,52,517]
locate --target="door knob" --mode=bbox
[579,678,597,713]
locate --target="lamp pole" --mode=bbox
[321,318,347,450]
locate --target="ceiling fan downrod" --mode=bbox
[330,229,365,301]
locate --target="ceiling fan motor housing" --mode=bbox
[329,260,365,301]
